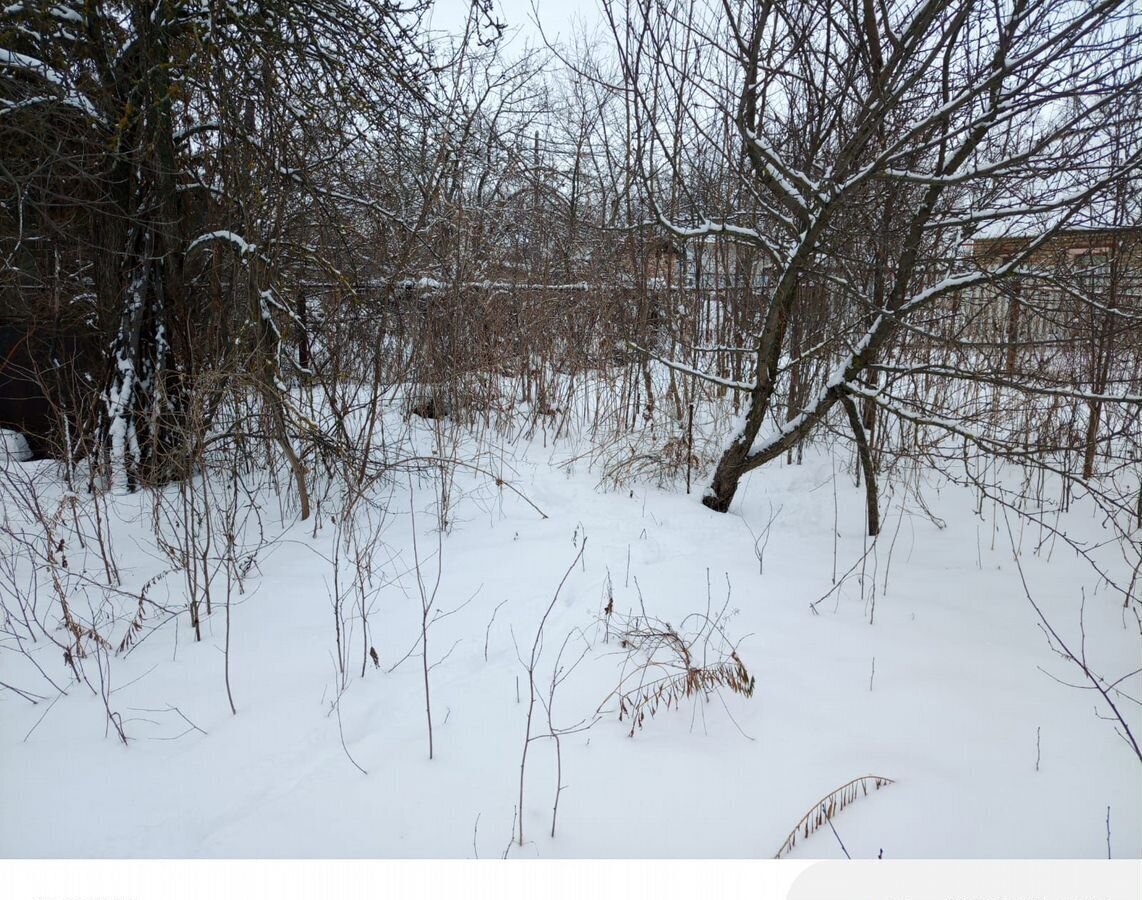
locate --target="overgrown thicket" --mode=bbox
[1,0,1140,770]
[0,0,441,500]
[609,0,1142,525]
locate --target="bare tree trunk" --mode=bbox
[841,393,880,536]
[786,312,803,465]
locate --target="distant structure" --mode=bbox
[680,234,769,290]
[963,226,1142,363]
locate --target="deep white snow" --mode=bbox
[0,410,1138,859]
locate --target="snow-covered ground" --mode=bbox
[1,410,1139,858]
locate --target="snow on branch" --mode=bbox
[628,342,756,393]
[868,364,1142,406]
[186,231,256,257]
[742,127,822,207]
[0,48,100,121]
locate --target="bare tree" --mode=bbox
[606,0,1142,525]
[1,0,432,504]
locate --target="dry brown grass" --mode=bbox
[774,774,896,859]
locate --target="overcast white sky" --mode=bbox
[426,0,605,48]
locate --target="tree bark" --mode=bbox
[841,392,880,536]
[702,439,751,512]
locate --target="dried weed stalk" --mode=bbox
[602,591,756,737]
[774,775,896,859]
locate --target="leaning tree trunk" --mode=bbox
[703,438,753,513]
[841,392,880,536]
